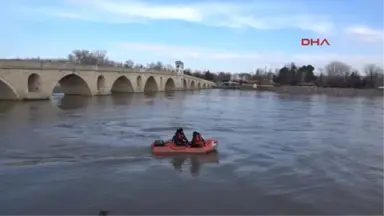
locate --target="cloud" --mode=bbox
[345,26,384,43]
[112,42,383,72]
[10,0,382,45]
[114,42,262,60]
[2,0,381,73]
[35,0,334,34]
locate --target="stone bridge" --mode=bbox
[0,60,215,100]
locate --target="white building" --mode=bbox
[231,73,251,81]
[231,73,240,80]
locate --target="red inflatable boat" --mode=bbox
[151,139,218,154]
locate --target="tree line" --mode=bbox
[272,62,383,89]
[22,49,384,89]
[187,62,383,89]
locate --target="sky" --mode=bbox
[1,0,383,73]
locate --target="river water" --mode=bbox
[0,90,382,215]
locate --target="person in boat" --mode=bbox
[172,128,189,146]
[190,131,205,148]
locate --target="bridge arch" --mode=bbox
[144,76,158,92]
[111,76,134,93]
[164,78,176,91]
[54,73,92,95]
[190,80,195,89]
[197,82,201,89]
[0,77,18,99]
[160,77,163,89]
[202,83,206,88]
[28,73,41,92]
[183,79,187,89]
[97,75,106,91]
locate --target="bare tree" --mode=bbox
[124,60,135,68]
[364,64,384,87]
[325,61,351,77]
[92,50,108,64]
[255,68,264,76]
[183,68,192,75]
[154,61,163,70]
[287,62,297,72]
[145,61,163,70]
[165,64,174,72]
[146,62,155,69]
[67,49,112,65]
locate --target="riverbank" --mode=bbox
[274,86,383,97]
[238,85,383,97]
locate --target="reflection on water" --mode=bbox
[110,93,134,106]
[144,91,158,98]
[0,90,383,215]
[53,93,151,110]
[53,94,136,110]
[56,94,91,110]
[0,101,16,114]
[164,91,176,98]
[154,153,220,176]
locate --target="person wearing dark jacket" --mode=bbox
[172,128,189,146]
[190,131,205,148]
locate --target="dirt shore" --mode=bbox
[240,85,383,97]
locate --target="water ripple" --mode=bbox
[0,90,382,215]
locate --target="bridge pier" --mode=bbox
[0,60,216,101]
[0,77,18,100]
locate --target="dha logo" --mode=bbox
[301,38,331,46]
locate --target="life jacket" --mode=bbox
[174,132,187,145]
[176,132,185,140]
[193,133,205,146]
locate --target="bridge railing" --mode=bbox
[0,59,215,84]
[0,59,177,75]
[182,74,216,85]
